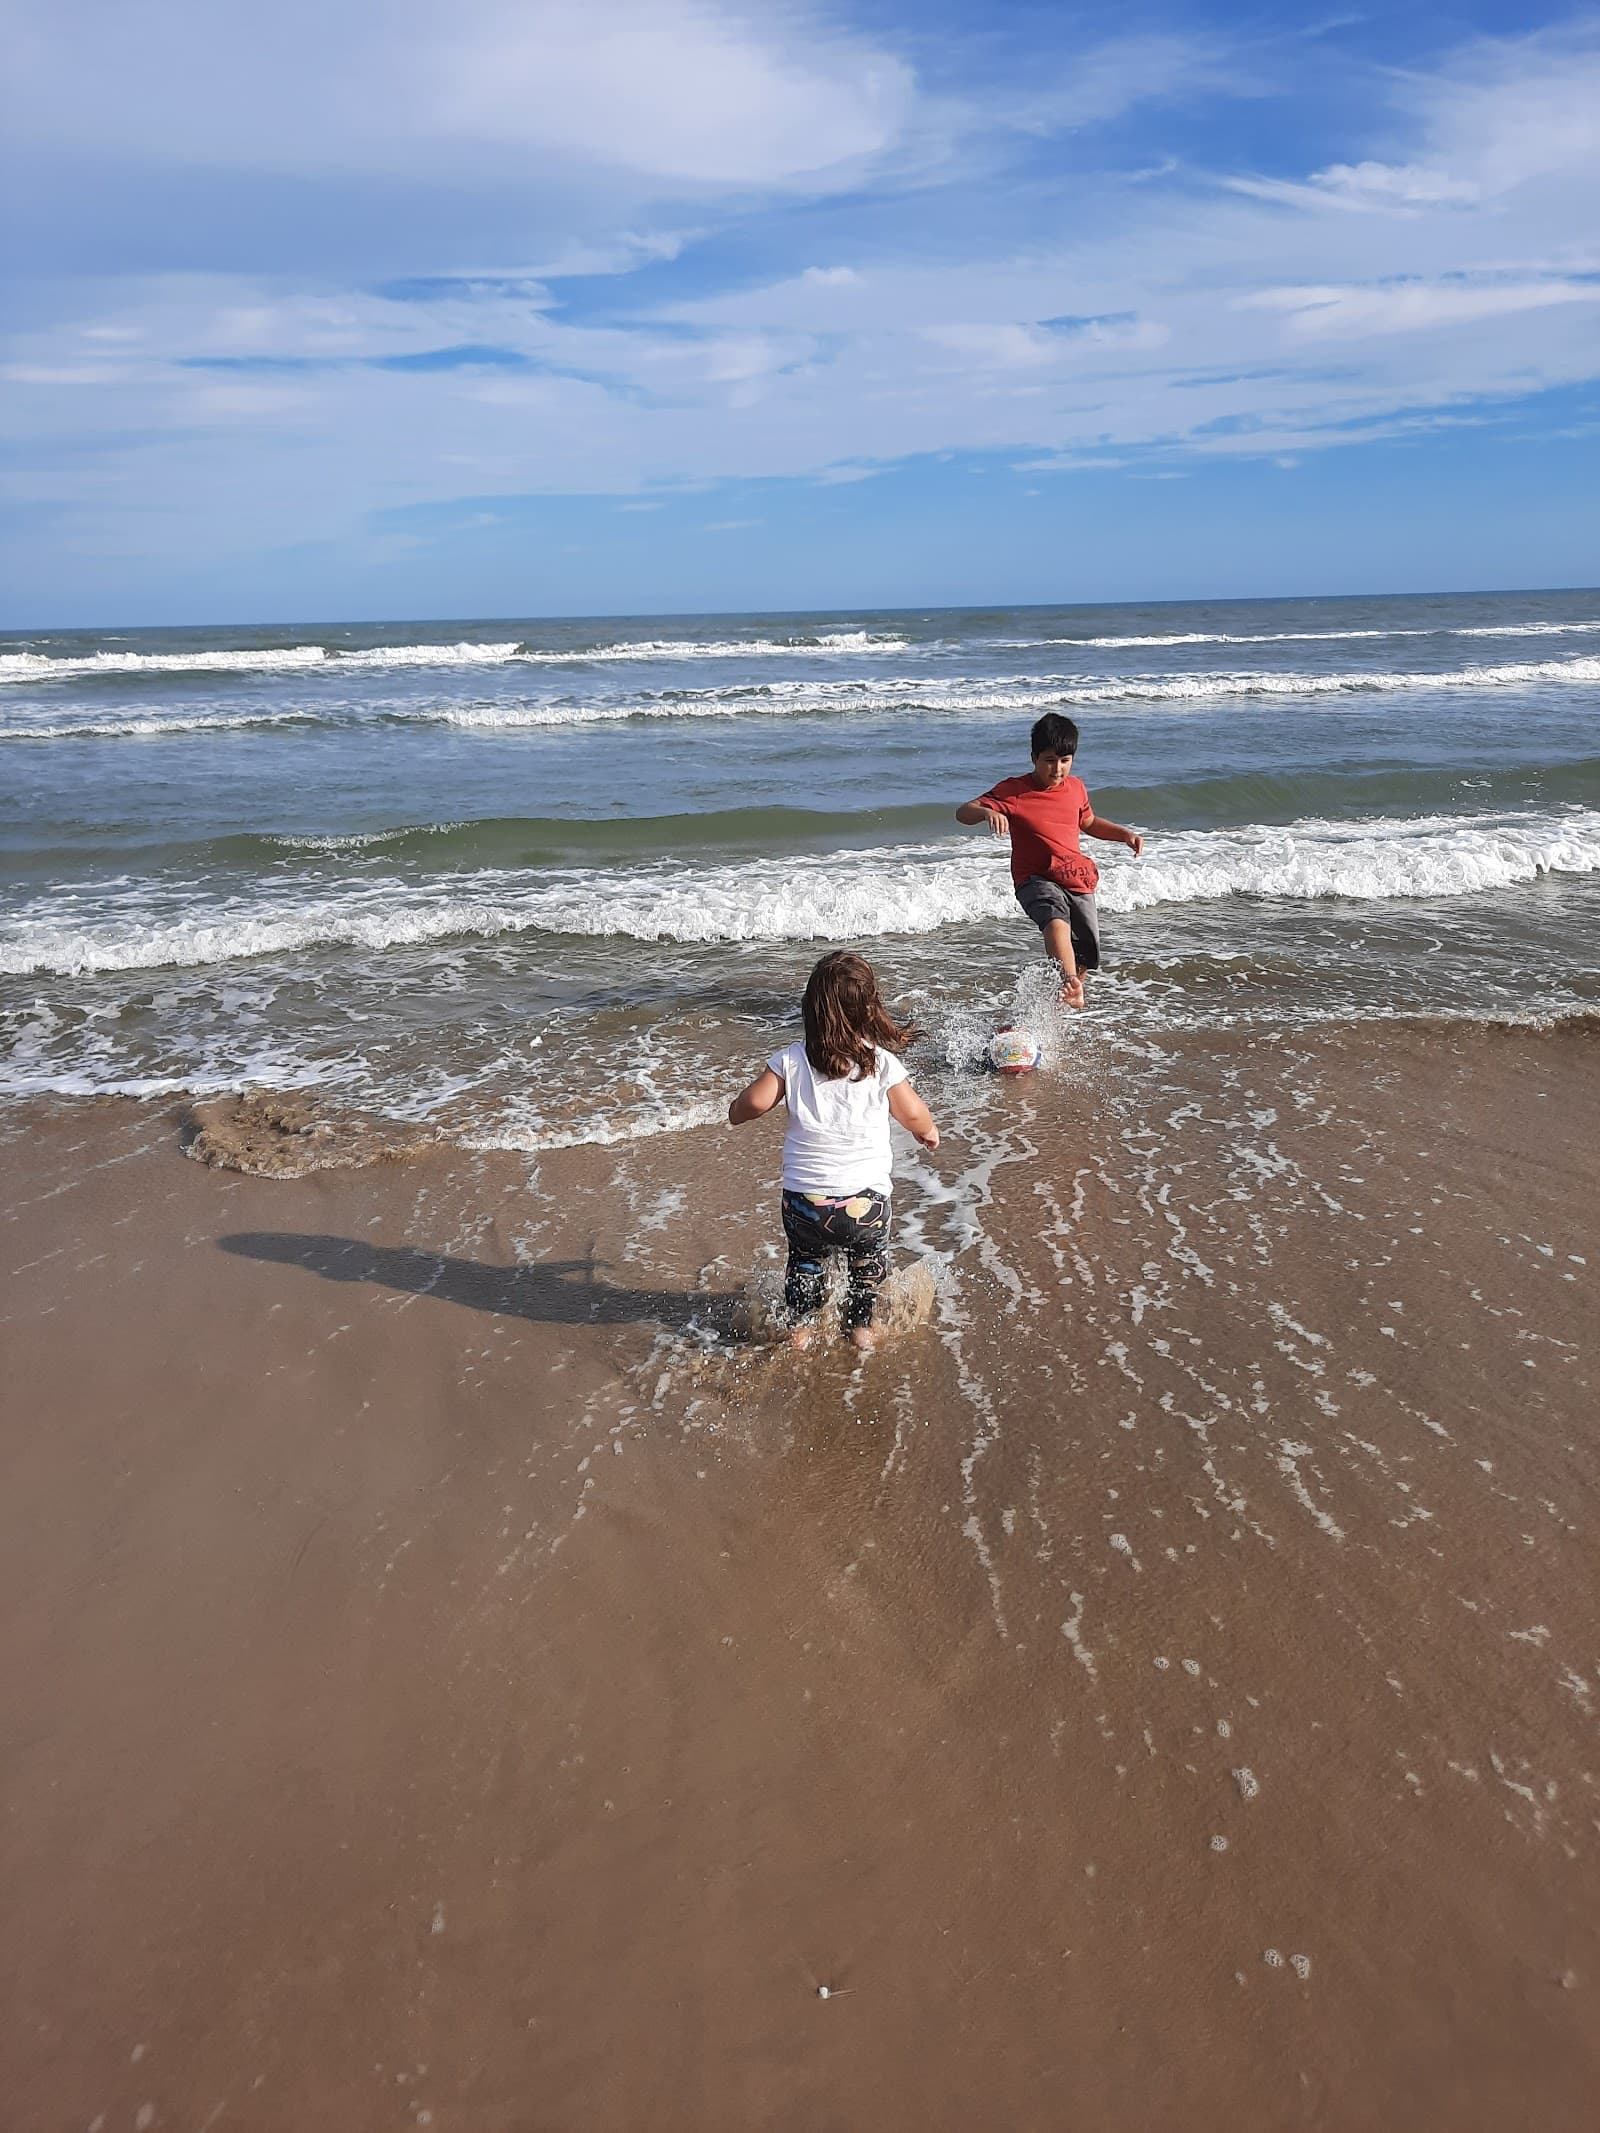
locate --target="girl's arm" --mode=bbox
[888,1080,940,1151]
[728,1067,784,1127]
[1082,807,1144,858]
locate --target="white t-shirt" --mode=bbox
[766,1040,908,1197]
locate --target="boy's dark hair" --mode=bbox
[803,950,921,1080]
[1030,712,1080,759]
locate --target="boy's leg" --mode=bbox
[780,1192,830,1326]
[1066,891,1101,973]
[1039,916,1084,1006]
[1015,879,1085,1006]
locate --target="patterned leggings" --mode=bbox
[781,1188,891,1331]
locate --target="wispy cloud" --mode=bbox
[1241,275,1600,339]
[1226,162,1482,214]
[3,6,1600,609]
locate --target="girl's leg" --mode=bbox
[840,1192,891,1338]
[780,1192,830,1324]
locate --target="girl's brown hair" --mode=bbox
[802,951,922,1080]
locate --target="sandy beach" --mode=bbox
[3,1013,1596,2129]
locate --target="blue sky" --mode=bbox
[4,0,1599,625]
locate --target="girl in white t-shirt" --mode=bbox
[728,950,940,1352]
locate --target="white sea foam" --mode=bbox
[425,684,1030,730]
[0,629,906,686]
[267,824,462,852]
[514,629,908,662]
[1454,621,1600,638]
[1008,656,1600,705]
[6,621,1591,689]
[6,807,1596,975]
[421,654,1600,731]
[5,652,1597,741]
[1108,808,1600,913]
[0,645,336,683]
[461,1099,726,1151]
[378,651,1600,721]
[0,641,527,685]
[0,708,317,741]
[1002,621,1600,649]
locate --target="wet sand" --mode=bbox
[2,1019,1597,2130]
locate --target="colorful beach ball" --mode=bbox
[988,1027,1042,1075]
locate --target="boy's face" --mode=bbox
[1031,749,1074,788]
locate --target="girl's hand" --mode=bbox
[916,1124,941,1151]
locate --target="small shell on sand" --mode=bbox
[183,1090,437,1180]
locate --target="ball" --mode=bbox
[988,1026,1042,1075]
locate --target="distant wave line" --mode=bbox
[7,654,1600,743]
[0,629,909,687]
[997,620,1600,649]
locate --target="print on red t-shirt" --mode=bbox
[978,774,1100,893]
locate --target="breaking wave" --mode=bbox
[8,807,1597,975]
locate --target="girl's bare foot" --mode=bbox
[849,1325,877,1354]
[789,1322,815,1352]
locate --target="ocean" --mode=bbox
[2,588,1597,1146]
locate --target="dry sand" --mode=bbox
[2,1018,1597,2130]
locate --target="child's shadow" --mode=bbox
[219,1231,732,1334]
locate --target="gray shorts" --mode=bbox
[1015,876,1101,970]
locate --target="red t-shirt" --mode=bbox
[979,773,1099,892]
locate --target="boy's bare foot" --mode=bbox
[1058,973,1085,1009]
[849,1325,877,1354]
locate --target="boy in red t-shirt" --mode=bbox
[956,712,1144,1007]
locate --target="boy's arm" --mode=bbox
[887,1080,940,1151]
[956,795,1010,836]
[1082,806,1144,859]
[727,1067,784,1127]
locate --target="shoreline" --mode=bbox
[2,1015,1597,2129]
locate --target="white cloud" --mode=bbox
[921,323,1063,369]
[428,3,914,187]
[1243,276,1600,340]
[6,14,1600,594]
[1019,455,1130,472]
[1417,24,1600,197]
[1227,162,1481,214]
[2,363,121,387]
[1000,34,1245,135]
[1314,161,1481,207]
[5,0,915,190]
[520,231,699,278]
[921,316,1169,368]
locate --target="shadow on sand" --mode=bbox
[220,1232,734,1334]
